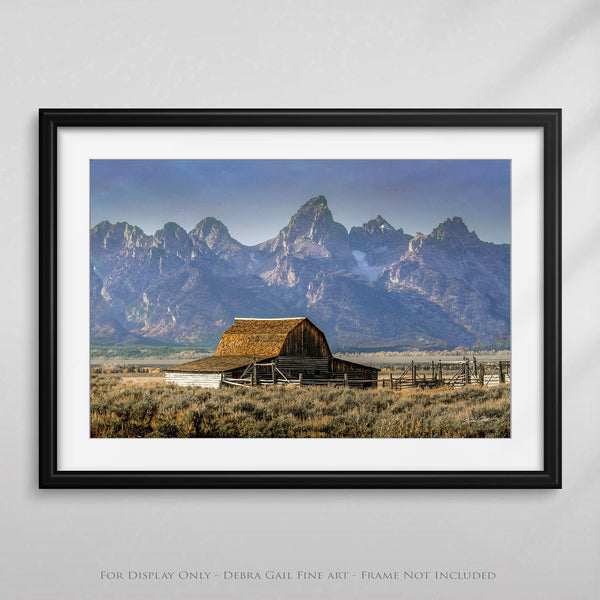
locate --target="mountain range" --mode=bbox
[90,195,510,351]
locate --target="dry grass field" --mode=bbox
[90,373,510,438]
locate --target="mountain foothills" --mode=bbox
[90,196,510,351]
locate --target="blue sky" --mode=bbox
[90,159,511,244]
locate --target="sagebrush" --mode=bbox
[90,374,510,438]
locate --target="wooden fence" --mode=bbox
[220,357,509,390]
[379,358,510,390]
[221,360,376,388]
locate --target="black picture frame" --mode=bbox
[39,109,561,489]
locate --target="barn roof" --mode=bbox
[214,317,308,357]
[165,355,273,373]
[164,318,381,376]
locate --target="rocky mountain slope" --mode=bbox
[90,196,510,351]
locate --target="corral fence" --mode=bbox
[221,359,377,388]
[220,357,509,389]
[379,357,510,390]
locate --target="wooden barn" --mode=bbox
[165,317,379,388]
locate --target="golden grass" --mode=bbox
[90,374,510,439]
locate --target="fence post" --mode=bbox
[298,373,303,386]
[271,363,277,385]
[479,364,485,386]
[438,360,443,385]
[431,361,435,384]
[344,373,349,388]
[411,361,416,387]
[464,358,470,385]
[389,373,393,390]
[499,361,504,384]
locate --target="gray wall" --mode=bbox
[1,1,598,598]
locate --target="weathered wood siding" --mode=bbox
[331,357,379,387]
[165,372,222,388]
[279,320,331,357]
[275,356,331,379]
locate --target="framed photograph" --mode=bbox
[39,109,561,488]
